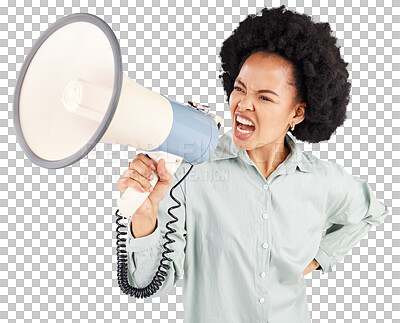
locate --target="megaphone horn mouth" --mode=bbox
[13,13,123,169]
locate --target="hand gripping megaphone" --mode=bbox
[12,13,222,298]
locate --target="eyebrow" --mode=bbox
[234,78,280,98]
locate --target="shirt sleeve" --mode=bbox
[314,163,389,274]
[124,164,188,298]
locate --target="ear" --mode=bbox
[294,103,306,123]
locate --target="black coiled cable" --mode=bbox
[116,163,194,298]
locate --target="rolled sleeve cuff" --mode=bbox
[314,246,334,274]
[126,216,163,253]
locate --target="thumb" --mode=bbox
[147,158,173,205]
[156,158,173,185]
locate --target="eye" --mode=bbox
[234,86,243,92]
[261,96,271,102]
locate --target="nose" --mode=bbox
[238,97,254,111]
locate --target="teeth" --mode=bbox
[236,115,254,126]
[237,125,254,134]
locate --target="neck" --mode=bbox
[247,135,290,179]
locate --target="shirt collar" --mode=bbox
[208,129,314,174]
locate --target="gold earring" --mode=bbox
[291,123,295,131]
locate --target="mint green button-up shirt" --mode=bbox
[126,129,389,323]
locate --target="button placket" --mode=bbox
[261,182,271,320]
[258,181,270,314]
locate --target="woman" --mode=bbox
[117,5,388,322]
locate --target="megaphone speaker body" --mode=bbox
[13,13,219,170]
[101,74,219,165]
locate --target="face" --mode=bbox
[229,51,306,151]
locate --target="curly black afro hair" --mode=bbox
[218,5,352,143]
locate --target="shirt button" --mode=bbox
[263,184,269,190]
[260,272,266,278]
[259,297,265,303]
[262,242,269,249]
[262,213,269,219]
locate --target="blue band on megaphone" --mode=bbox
[146,97,219,165]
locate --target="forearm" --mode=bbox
[131,216,157,238]
[130,216,157,262]
[126,214,184,298]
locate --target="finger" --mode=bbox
[116,178,125,193]
[123,167,153,181]
[127,159,154,180]
[117,177,143,194]
[134,153,157,171]
[123,177,150,193]
[125,172,154,192]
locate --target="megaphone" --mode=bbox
[12,13,222,218]
[12,13,223,298]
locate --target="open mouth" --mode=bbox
[236,115,256,134]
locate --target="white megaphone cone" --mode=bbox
[13,13,223,219]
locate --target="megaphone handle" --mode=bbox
[116,151,184,219]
